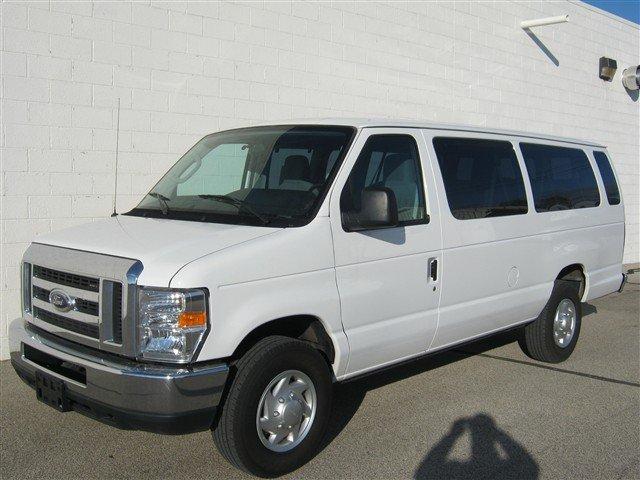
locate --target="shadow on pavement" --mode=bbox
[319,329,522,453]
[414,413,539,479]
[316,304,606,462]
[582,302,597,317]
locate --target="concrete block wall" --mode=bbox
[1,0,638,358]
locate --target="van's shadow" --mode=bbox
[414,413,539,479]
[322,329,522,448]
[320,316,606,475]
[321,304,598,469]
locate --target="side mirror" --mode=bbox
[343,187,399,231]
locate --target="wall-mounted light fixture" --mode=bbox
[622,65,640,91]
[520,15,569,29]
[599,57,618,81]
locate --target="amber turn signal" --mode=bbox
[178,311,207,328]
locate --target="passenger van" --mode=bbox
[10,119,626,476]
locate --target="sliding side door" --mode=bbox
[425,131,543,350]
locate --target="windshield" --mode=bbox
[127,125,355,227]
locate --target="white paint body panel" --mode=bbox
[171,218,350,377]
[33,215,278,287]
[30,123,625,380]
[328,128,442,376]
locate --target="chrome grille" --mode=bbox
[32,306,100,338]
[32,285,99,316]
[30,265,105,340]
[22,244,142,357]
[111,282,123,344]
[33,265,100,292]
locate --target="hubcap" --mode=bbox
[553,298,577,348]
[256,370,317,452]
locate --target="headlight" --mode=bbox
[137,287,208,363]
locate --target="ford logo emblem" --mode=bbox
[49,289,75,312]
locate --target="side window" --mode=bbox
[432,137,528,220]
[593,151,621,205]
[340,134,427,226]
[520,143,600,212]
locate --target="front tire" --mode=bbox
[213,336,332,477]
[519,279,582,363]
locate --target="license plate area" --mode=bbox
[35,371,71,412]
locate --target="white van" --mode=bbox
[10,119,626,476]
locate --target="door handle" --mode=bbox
[428,257,438,282]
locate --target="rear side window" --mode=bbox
[432,137,528,220]
[341,134,427,226]
[520,143,600,212]
[593,151,621,205]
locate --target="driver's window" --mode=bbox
[177,143,248,196]
[341,134,428,225]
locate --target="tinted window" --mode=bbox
[432,138,528,220]
[593,151,620,205]
[520,143,600,212]
[341,135,427,227]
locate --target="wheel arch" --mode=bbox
[556,263,587,299]
[230,315,336,366]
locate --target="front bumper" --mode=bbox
[9,318,229,434]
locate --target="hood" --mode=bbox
[34,215,279,285]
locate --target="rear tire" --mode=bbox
[519,279,582,363]
[212,336,332,477]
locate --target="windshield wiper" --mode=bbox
[147,191,171,215]
[264,213,297,227]
[198,194,268,225]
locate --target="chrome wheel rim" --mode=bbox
[553,298,577,348]
[256,370,317,452]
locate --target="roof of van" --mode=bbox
[251,118,606,148]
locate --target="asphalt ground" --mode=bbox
[1,270,638,479]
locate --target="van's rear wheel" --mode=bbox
[519,279,582,363]
[212,336,332,477]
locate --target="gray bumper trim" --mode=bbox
[9,318,229,417]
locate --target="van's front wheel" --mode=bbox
[519,279,582,363]
[212,336,332,477]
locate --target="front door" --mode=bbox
[329,128,442,377]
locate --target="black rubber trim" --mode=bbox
[11,360,217,435]
[23,344,87,384]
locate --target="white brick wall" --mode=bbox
[1,0,638,359]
